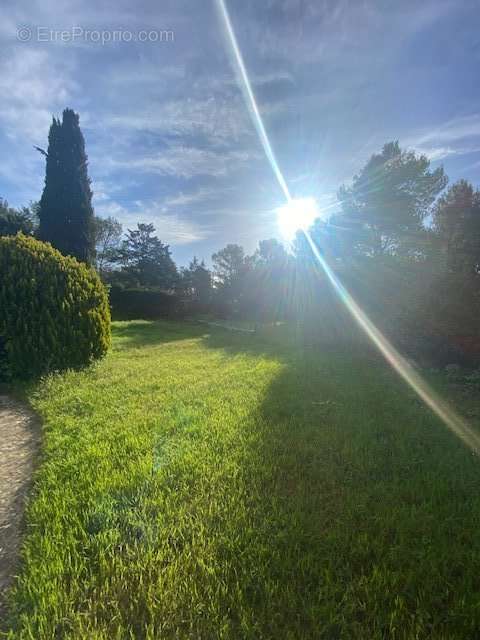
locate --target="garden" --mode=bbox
[2,109,480,639]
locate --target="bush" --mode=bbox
[411,273,480,367]
[109,285,182,320]
[0,234,111,379]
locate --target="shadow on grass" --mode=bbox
[201,318,380,368]
[112,317,376,365]
[200,321,480,637]
[111,320,207,350]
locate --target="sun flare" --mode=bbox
[276,197,319,240]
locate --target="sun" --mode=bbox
[276,197,319,240]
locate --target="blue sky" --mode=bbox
[1,0,480,264]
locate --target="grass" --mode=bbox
[4,320,480,638]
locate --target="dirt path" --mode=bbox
[0,395,39,618]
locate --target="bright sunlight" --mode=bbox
[276,197,319,240]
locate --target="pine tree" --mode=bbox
[432,180,480,275]
[38,108,95,264]
[181,257,212,304]
[337,141,447,258]
[115,223,178,289]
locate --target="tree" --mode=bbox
[247,238,292,321]
[254,238,289,268]
[0,199,37,237]
[212,244,249,310]
[212,243,250,312]
[115,223,178,289]
[432,180,480,276]
[337,141,447,258]
[38,108,95,264]
[180,257,212,305]
[94,215,122,277]
[212,243,247,287]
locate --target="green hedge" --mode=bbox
[0,234,111,379]
[109,285,182,320]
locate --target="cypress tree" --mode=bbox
[38,108,95,264]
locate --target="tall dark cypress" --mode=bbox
[38,108,95,264]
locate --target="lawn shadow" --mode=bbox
[201,319,379,366]
[204,324,480,638]
[111,320,207,350]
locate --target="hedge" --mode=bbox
[109,285,182,320]
[0,234,111,379]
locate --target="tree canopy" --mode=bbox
[336,141,447,258]
[180,257,212,305]
[0,199,37,237]
[114,223,178,289]
[94,215,123,277]
[432,179,480,276]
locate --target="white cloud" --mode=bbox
[0,48,76,140]
[95,197,211,245]
[110,95,253,145]
[416,115,480,145]
[109,145,256,178]
[403,114,480,161]
[163,186,233,208]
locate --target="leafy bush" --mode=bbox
[0,234,111,379]
[109,285,182,320]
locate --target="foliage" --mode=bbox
[336,141,447,257]
[93,215,123,277]
[244,238,293,321]
[6,321,480,638]
[409,271,480,366]
[432,179,480,275]
[211,243,251,313]
[0,198,38,237]
[212,243,247,285]
[0,234,110,379]
[112,223,178,289]
[109,285,181,320]
[179,257,212,306]
[38,108,95,264]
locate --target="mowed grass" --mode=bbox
[5,320,480,639]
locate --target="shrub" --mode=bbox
[0,234,111,379]
[109,285,182,320]
[412,273,480,367]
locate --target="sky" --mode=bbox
[1,0,480,265]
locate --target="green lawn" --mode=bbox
[5,320,480,639]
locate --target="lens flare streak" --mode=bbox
[304,232,480,455]
[216,0,480,454]
[216,0,292,203]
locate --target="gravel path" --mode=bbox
[0,395,39,618]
